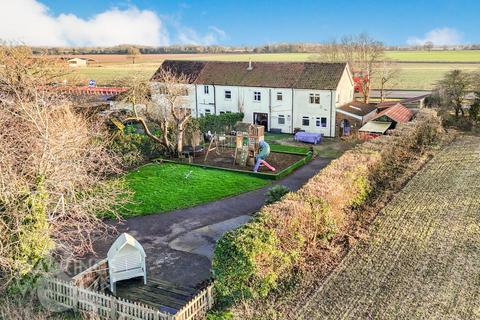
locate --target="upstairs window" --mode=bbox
[277,92,283,101]
[278,114,285,125]
[302,116,310,126]
[225,90,232,100]
[204,85,209,94]
[254,91,261,101]
[309,93,320,104]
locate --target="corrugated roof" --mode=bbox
[337,101,377,117]
[372,103,413,123]
[359,121,392,134]
[152,60,347,90]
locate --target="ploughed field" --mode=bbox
[192,148,305,172]
[297,136,480,319]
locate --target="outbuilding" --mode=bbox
[335,101,377,136]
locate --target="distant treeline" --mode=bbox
[32,43,480,55]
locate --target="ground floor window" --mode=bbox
[316,117,327,127]
[205,109,211,115]
[278,114,285,125]
[302,116,310,126]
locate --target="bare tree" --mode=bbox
[424,41,434,52]
[0,45,126,289]
[118,69,193,155]
[436,69,472,117]
[315,33,385,103]
[127,46,141,64]
[377,60,400,102]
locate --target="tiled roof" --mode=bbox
[152,60,347,90]
[337,101,377,117]
[372,103,413,123]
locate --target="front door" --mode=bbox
[253,113,268,131]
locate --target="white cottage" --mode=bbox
[151,60,354,137]
[107,233,147,294]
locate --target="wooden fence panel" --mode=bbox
[42,278,212,320]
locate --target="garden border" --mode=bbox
[153,150,313,180]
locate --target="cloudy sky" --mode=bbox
[0,0,478,47]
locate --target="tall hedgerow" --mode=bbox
[212,109,443,308]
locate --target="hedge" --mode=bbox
[194,113,244,134]
[212,109,443,307]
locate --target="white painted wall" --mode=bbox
[149,64,354,137]
[196,84,215,116]
[270,88,293,133]
[293,89,334,136]
[335,66,355,108]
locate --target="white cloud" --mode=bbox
[407,27,463,46]
[177,26,227,45]
[0,0,169,46]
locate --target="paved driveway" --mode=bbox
[86,157,331,288]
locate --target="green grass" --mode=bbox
[120,162,269,217]
[269,144,310,154]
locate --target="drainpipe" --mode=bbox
[213,84,217,114]
[330,90,334,137]
[269,88,272,132]
[291,88,294,134]
[194,84,198,117]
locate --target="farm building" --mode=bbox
[335,101,377,136]
[65,57,94,67]
[151,60,354,137]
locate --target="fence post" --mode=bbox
[207,285,214,309]
[110,297,118,320]
[72,286,79,311]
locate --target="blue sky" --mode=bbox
[1,0,479,47]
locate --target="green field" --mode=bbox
[385,50,480,62]
[120,162,269,217]
[70,51,480,90]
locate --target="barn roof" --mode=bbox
[152,60,348,90]
[337,101,377,117]
[372,103,413,123]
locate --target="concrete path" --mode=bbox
[89,157,331,288]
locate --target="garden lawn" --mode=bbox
[121,162,270,217]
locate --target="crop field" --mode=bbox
[297,136,480,319]
[65,51,480,89]
[385,50,480,62]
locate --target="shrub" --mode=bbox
[212,109,444,308]
[212,219,290,307]
[264,185,290,205]
[109,129,162,168]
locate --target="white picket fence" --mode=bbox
[42,278,214,320]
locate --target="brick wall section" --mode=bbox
[335,113,363,136]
